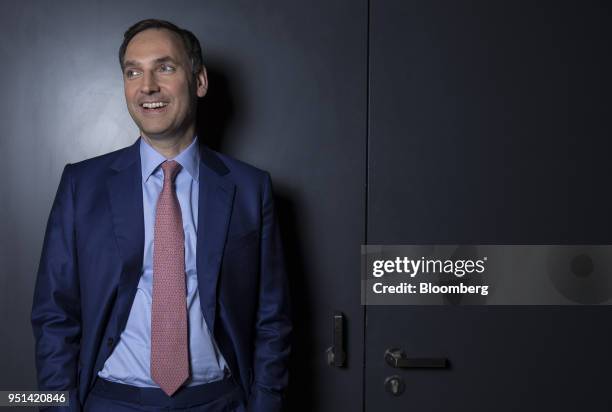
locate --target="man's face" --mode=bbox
[122,28,207,142]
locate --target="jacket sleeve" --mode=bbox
[31,164,82,412]
[248,172,292,412]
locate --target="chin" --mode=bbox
[139,124,171,136]
[142,131,172,140]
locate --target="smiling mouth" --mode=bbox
[139,101,169,113]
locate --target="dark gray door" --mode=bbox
[367,1,612,410]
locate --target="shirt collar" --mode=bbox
[139,135,200,182]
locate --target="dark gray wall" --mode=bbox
[1,1,366,411]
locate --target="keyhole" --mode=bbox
[384,375,405,396]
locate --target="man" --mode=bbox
[31,19,291,412]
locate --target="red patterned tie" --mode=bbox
[150,160,189,396]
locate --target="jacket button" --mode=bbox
[107,337,114,348]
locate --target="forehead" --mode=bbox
[124,28,187,64]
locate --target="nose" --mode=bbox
[140,71,160,94]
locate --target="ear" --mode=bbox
[195,66,208,98]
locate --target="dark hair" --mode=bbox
[118,19,204,77]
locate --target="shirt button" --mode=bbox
[107,337,114,348]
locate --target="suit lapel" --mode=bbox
[105,139,234,337]
[106,139,144,335]
[196,145,235,334]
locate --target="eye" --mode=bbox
[125,69,141,79]
[159,64,175,73]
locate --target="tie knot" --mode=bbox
[161,160,182,183]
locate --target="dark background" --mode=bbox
[2,1,612,411]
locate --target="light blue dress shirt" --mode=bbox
[99,135,229,387]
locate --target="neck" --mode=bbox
[141,128,195,159]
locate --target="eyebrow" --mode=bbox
[123,56,179,68]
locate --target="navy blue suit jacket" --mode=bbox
[31,138,291,411]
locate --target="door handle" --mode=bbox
[385,348,447,368]
[326,311,346,367]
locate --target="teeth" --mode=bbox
[142,102,168,109]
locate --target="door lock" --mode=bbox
[326,312,346,367]
[384,375,405,396]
